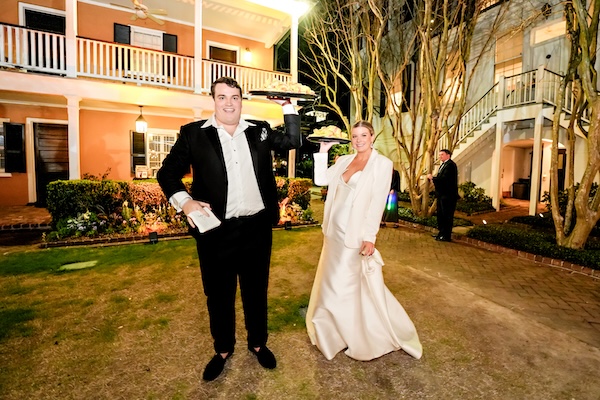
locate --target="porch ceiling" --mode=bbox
[0,90,194,118]
[93,0,301,47]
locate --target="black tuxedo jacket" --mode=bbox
[432,159,459,200]
[157,114,301,225]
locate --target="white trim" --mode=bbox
[0,117,9,175]
[25,118,68,204]
[19,3,66,26]
[206,40,240,64]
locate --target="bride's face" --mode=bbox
[351,126,373,153]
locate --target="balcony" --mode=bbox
[0,23,292,95]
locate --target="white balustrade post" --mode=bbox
[65,0,77,77]
[497,76,505,110]
[536,65,545,103]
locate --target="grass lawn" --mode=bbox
[0,229,331,400]
[2,198,599,399]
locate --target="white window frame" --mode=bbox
[18,3,65,25]
[146,129,178,178]
[0,118,10,176]
[206,41,240,64]
[495,33,523,83]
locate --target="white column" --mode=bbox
[65,95,81,179]
[490,113,503,211]
[65,0,77,77]
[193,0,204,94]
[192,107,204,121]
[288,14,299,178]
[529,105,544,215]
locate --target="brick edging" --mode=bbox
[392,220,599,280]
[0,223,51,231]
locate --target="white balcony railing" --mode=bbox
[0,23,291,94]
[77,37,194,90]
[0,23,66,75]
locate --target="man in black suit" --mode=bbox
[427,149,459,242]
[157,77,301,381]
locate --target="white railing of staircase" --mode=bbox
[0,23,66,75]
[437,67,591,154]
[503,70,536,107]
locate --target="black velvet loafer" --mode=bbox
[202,352,232,381]
[248,346,276,369]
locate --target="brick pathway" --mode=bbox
[2,199,599,350]
[377,225,600,348]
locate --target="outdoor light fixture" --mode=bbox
[148,231,158,244]
[243,48,252,63]
[136,106,148,133]
[284,221,292,230]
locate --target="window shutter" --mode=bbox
[114,23,130,44]
[4,123,26,173]
[163,33,177,78]
[114,24,131,73]
[163,33,177,53]
[131,130,146,173]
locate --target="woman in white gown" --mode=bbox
[305,121,422,361]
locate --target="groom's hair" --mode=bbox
[211,77,242,98]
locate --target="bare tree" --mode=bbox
[301,0,508,216]
[548,0,600,249]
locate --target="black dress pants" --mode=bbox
[437,196,457,239]
[195,210,272,354]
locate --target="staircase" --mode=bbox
[440,67,588,161]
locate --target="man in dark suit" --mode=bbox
[157,77,301,381]
[427,149,459,242]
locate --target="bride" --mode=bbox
[305,120,422,361]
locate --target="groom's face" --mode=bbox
[213,83,242,128]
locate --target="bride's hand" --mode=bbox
[359,241,375,256]
[319,141,339,153]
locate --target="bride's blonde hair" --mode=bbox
[352,120,374,136]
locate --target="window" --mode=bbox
[0,121,6,172]
[1,122,26,174]
[130,129,177,178]
[531,20,566,45]
[147,130,177,177]
[495,33,523,82]
[130,26,163,50]
[207,41,239,64]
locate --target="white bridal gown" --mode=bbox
[306,172,423,361]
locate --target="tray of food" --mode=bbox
[250,79,317,99]
[306,125,350,144]
[249,90,318,100]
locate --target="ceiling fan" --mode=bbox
[111,0,167,25]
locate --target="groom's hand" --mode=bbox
[182,200,212,228]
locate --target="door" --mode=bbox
[34,123,68,206]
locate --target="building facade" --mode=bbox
[0,0,310,205]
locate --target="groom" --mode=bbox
[157,77,301,381]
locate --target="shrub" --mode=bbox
[287,178,312,210]
[47,180,129,225]
[276,176,288,203]
[467,224,600,269]
[456,182,494,215]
